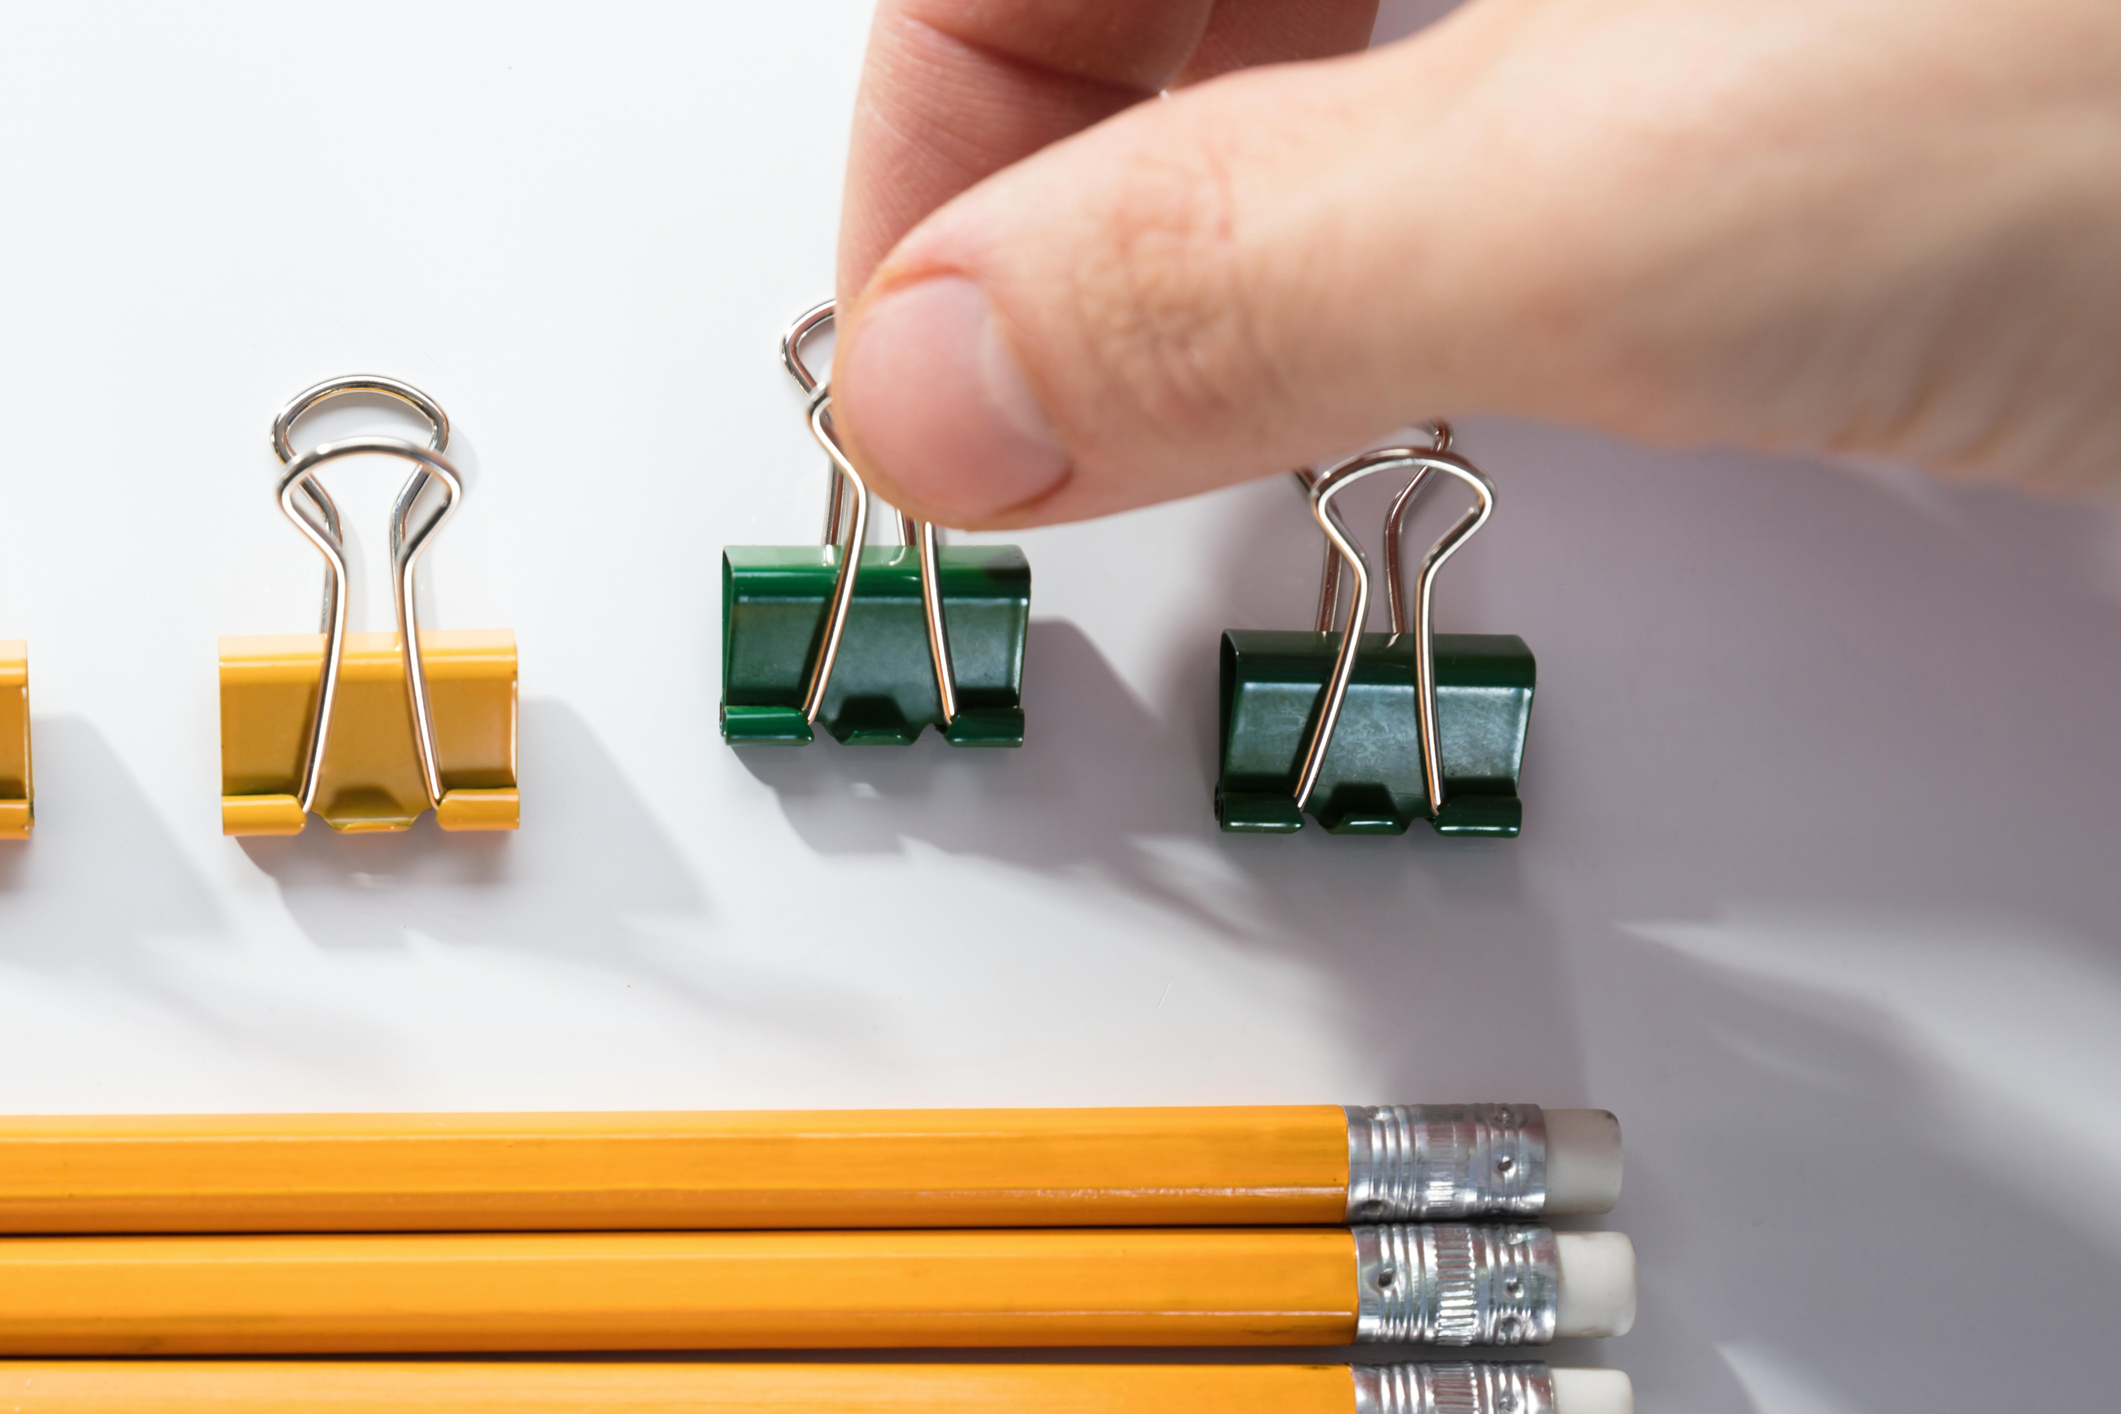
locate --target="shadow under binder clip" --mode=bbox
[219,376,519,836]
[719,300,1029,747]
[1217,427,1535,837]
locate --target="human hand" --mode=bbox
[826,0,2121,528]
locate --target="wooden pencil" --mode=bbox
[0,1225,1634,1355]
[0,1105,1616,1233]
[0,1362,1345,1414]
[0,1361,1628,1414]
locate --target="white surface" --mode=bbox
[1555,1233,1638,1339]
[0,2,2116,1410]
[1544,1108,1623,1214]
[1553,1369,1635,1414]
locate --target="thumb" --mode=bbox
[827,16,1591,529]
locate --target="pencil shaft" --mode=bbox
[0,1107,1347,1233]
[0,1229,1357,1355]
[0,1362,1359,1414]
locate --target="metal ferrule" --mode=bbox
[1345,1105,1547,1220]
[1352,1363,1556,1414]
[1354,1224,1559,1346]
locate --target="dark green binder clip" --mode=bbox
[720,301,1030,748]
[1217,428,1534,838]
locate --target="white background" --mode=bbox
[1,3,2117,1409]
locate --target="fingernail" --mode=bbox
[836,276,1068,522]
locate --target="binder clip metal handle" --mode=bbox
[1384,422,1456,636]
[782,302,960,733]
[1295,422,1453,634]
[1293,439,1495,820]
[276,436,461,816]
[783,302,918,550]
[273,376,451,637]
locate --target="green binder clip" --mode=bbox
[1216,428,1534,838]
[720,300,1030,748]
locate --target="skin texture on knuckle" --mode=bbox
[987,69,1438,506]
[1060,124,1275,458]
[838,3,1199,297]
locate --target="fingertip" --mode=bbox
[834,275,1073,527]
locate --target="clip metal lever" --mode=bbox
[719,301,1029,748]
[1217,433,1535,837]
[219,376,519,836]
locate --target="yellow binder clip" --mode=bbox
[220,376,518,837]
[0,639,27,838]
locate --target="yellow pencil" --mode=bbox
[0,1361,1635,1414]
[0,1105,1618,1232]
[0,1225,1633,1355]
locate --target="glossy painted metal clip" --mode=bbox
[219,377,518,836]
[0,640,28,838]
[1217,429,1534,837]
[720,301,1028,747]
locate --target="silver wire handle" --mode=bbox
[274,375,450,636]
[270,377,461,815]
[783,300,917,547]
[1292,438,1495,818]
[783,302,959,730]
[1385,423,1455,632]
[1294,424,1451,632]
[1293,464,1343,634]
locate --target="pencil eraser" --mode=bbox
[1543,1109,1623,1215]
[1552,1368,1635,1414]
[1554,1231,1636,1337]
